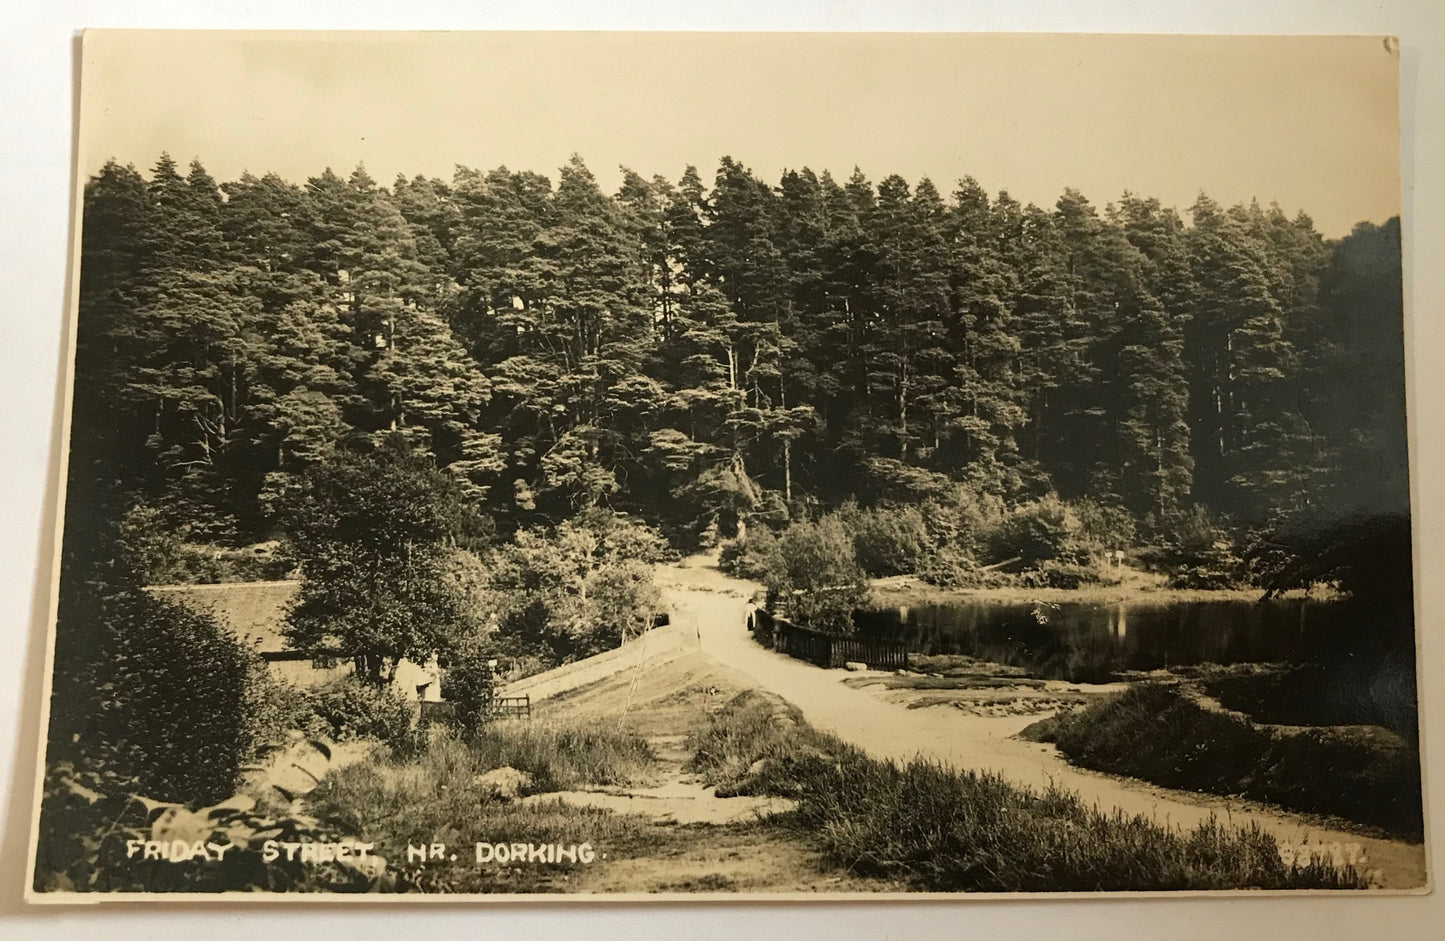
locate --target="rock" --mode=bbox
[473,766,533,801]
[844,661,868,672]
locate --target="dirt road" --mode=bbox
[656,557,1429,890]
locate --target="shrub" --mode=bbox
[306,678,414,754]
[1071,499,1137,558]
[54,587,260,805]
[917,546,1006,589]
[489,509,667,667]
[116,503,295,584]
[718,527,783,581]
[764,517,871,633]
[1138,505,1246,588]
[986,495,1084,567]
[925,485,1008,554]
[116,502,190,584]
[832,502,934,577]
[242,669,329,752]
[1018,560,1100,590]
[440,634,495,737]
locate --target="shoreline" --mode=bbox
[866,576,1332,608]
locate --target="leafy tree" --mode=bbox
[764,517,870,633]
[283,439,476,684]
[488,510,667,665]
[56,151,1414,601]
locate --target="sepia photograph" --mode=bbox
[23,29,1424,900]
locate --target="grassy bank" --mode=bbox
[690,690,1367,892]
[308,721,658,893]
[1022,683,1423,840]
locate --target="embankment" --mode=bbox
[1022,683,1424,840]
[499,621,697,704]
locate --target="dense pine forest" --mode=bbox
[68,154,1406,556]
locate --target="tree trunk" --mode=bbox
[783,436,793,503]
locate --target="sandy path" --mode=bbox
[656,560,1428,890]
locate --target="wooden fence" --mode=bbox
[491,694,532,720]
[751,608,909,671]
[420,695,531,725]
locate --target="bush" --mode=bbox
[917,484,1008,560]
[1138,505,1246,588]
[440,635,495,737]
[831,502,934,577]
[764,517,871,633]
[306,678,414,753]
[242,669,329,752]
[1072,499,1137,557]
[718,527,783,581]
[1018,559,1099,590]
[52,587,260,805]
[986,495,1084,567]
[916,546,1006,589]
[489,509,667,667]
[117,502,294,584]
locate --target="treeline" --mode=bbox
[68,154,1407,555]
[40,151,1414,830]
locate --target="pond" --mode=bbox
[852,598,1343,683]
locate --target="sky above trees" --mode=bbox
[77,32,1401,239]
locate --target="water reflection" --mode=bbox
[853,598,1332,683]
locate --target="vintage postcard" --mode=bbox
[26,30,1423,901]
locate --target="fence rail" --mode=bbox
[491,694,532,720]
[420,695,531,725]
[751,608,909,670]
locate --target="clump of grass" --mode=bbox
[314,720,654,836]
[468,720,655,791]
[1022,682,1423,840]
[692,690,1367,892]
[687,689,834,797]
[799,754,1361,891]
[308,724,656,893]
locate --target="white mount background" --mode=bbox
[2,3,1442,940]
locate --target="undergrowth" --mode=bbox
[690,689,1369,891]
[307,722,657,893]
